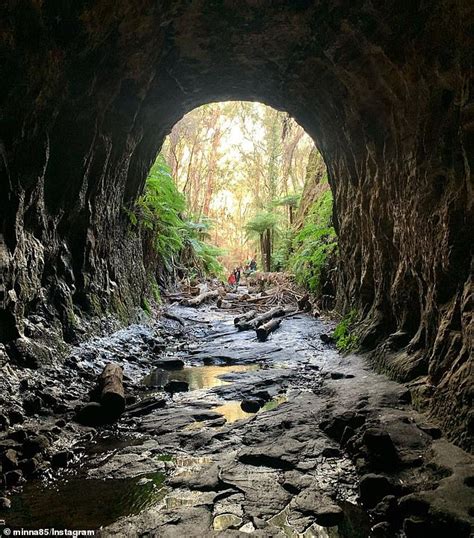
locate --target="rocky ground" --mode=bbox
[0,290,473,537]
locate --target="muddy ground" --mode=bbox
[0,293,473,537]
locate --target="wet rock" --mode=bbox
[293,488,344,527]
[320,411,365,442]
[8,429,27,442]
[362,428,399,468]
[371,521,392,537]
[417,423,442,439]
[239,449,294,470]
[1,449,18,471]
[320,334,334,345]
[4,469,23,487]
[164,380,189,394]
[403,516,431,537]
[7,337,52,369]
[240,400,261,413]
[8,409,24,425]
[370,495,398,522]
[19,458,38,476]
[52,450,73,468]
[125,397,166,418]
[0,414,9,431]
[321,447,342,458]
[153,357,184,369]
[75,402,107,427]
[0,497,11,509]
[22,394,43,415]
[23,434,50,458]
[359,474,395,508]
[55,419,66,428]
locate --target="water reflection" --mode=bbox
[142,364,258,391]
[0,473,166,530]
[214,394,287,423]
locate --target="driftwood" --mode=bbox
[181,290,219,307]
[256,318,282,341]
[236,306,286,331]
[234,310,257,326]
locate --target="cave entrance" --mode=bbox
[133,100,336,294]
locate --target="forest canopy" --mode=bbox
[127,101,337,301]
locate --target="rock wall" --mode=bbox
[1,1,472,449]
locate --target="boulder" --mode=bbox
[164,380,189,394]
[240,400,261,413]
[75,402,107,427]
[22,434,50,458]
[362,428,399,468]
[4,469,23,488]
[359,474,394,508]
[1,449,18,472]
[52,450,73,468]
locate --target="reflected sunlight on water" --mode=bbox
[142,364,259,391]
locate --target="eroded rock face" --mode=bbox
[0,1,472,448]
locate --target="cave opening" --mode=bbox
[0,2,472,534]
[133,99,334,292]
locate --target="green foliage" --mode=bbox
[333,309,359,351]
[272,193,301,208]
[127,154,224,280]
[288,189,337,294]
[244,211,280,238]
[271,228,295,271]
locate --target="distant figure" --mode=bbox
[249,258,257,272]
[235,266,241,285]
[228,271,237,289]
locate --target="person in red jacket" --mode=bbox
[227,272,236,289]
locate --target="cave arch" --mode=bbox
[1,1,472,449]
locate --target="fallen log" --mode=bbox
[234,310,257,326]
[256,318,282,341]
[98,363,126,415]
[236,306,286,331]
[181,290,219,307]
[75,363,125,426]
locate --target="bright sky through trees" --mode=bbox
[162,101,315,268]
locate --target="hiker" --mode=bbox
[227,271,237,290]
[235,266,241,286]
[249,258,257,272]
